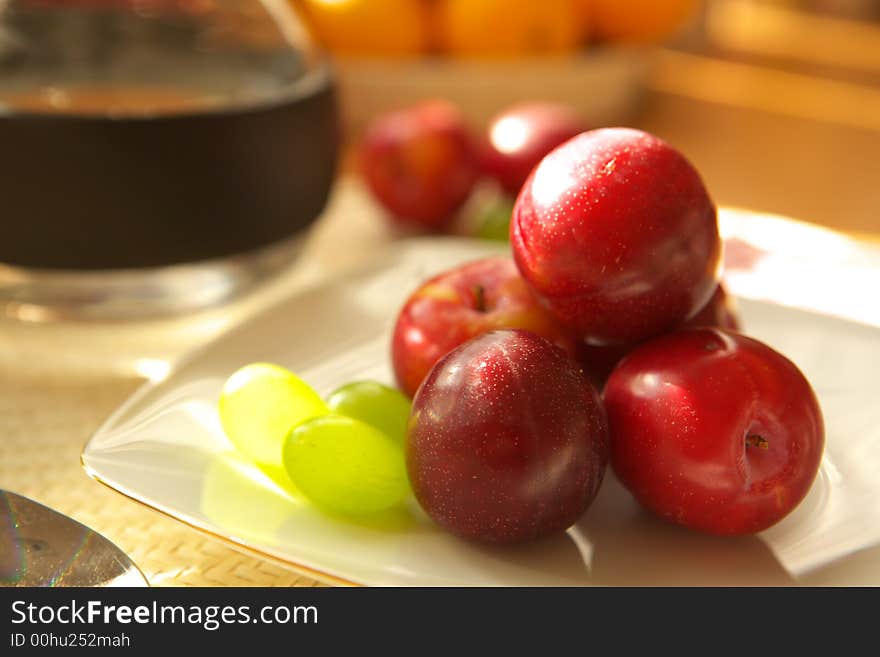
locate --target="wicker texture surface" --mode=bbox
[0,371,324,587]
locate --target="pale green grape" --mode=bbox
[326,380,411,446]
[219,362,328,467]
[282,415,410,516]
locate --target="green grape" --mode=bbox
[326,380,411,446]
[219,362,328,467]
[282,415,410,516]
[475,198,514,242]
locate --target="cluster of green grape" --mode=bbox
[218,363,412,516]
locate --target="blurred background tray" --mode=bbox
[334,48,650,134]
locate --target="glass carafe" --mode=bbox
[0,0,338,320]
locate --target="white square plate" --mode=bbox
[82,228,880,586]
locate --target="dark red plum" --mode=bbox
[406,329,608,544]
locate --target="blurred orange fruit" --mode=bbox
[296,0,429,56]
[437,0,585,58]
[584,0,700,43]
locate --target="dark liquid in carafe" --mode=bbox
[0,70,338,270]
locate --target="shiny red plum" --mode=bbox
[360,100,479,230]
[604,328,825,536]
[511,127,722,345]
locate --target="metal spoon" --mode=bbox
[0,490,148,587]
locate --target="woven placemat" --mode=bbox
[0,370,324,587]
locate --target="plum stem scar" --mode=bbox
[746,434,769,450]
[474,285,487,313]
